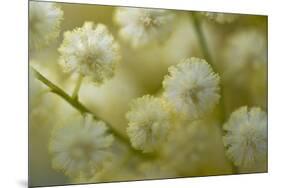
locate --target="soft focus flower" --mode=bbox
[126,95,171,153]
[49,114,114,177]
[222,29,267,109]
[223,29,267,71]
[114,8,175,48]
[163,57,220,120]
[201,12,238,24]
[223,106,267,171]
[29,1,63,50]
[58,22,120,84]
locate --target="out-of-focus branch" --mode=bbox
[71,74,84,100]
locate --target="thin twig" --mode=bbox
[31,67,117,134]
[31,67,158,159]
[72,74,84,100]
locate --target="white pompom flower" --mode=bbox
[163,57,220,120]
[114,7,175,48]
[126,95,172,153]
[29,1,63,50]
[58,22,120,84]
[223,106,267,171]
[49,114,114,178]
[201,12,238,24]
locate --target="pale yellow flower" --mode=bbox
[163,57,220,119]
[126,95,172,153]
[223,29,267,71]
[59,22,120,84]
[49,114,114,177]
[115,7,175,48]
[223,106,267,171]
[29,1,63,50]
[223,29,267,108]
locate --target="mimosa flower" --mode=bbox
[126,95,171,153]
[49,114,114,177]
[163,57,220,119]
[29,1,63,50]
[58,22,120,84]
[224,29,267,71]
[223,106,267,171]
[114,7,175,48]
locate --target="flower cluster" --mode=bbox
[28,2,268,185]
[126,57,221,154]
[29,1,63,50]
[58,22,120,84]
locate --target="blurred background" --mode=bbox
[29,1,267,187]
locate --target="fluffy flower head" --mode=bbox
[49,114,114,177]
[115,8,175,48]
[58,22,120,84]
[223,106,267,171]
[163,57,220,119]
[29,1,63,50]
[126,95,171,153]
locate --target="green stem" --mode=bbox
[230,162,239,174]
[31,67,158,159]
[191,13,237,173]
[191,13,214,67]
[72,74,84,100]
[191,12,226,122]
[31,67,146,156]
[31,67,89,114]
